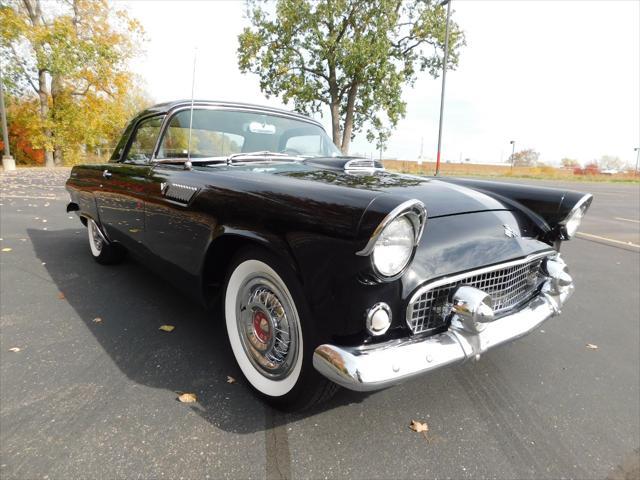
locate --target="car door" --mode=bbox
[95,114,164,250]
[144,109,236,279]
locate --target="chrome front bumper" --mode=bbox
[312,276,573,392]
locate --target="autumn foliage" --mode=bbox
[0,0,150,166]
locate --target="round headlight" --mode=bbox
[561,194,592,239]
[563,207,585,238]
[371,216,415,277]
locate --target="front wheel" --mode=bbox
[223,248,338,411]
[87,218,125,265]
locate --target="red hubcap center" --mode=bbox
[252,311,271,343]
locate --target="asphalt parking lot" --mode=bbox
[1,169,639,479]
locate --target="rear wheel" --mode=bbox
[223,247,338,411]
[87,218,125,265]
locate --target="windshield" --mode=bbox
[157,108,341,160]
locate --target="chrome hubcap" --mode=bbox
[236,276,298,379]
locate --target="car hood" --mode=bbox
[272,164,507,218]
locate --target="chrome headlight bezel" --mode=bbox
[357,199,427,281]
[559,193,593,239]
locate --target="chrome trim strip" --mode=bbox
[313,273,573,392]
[405,249,554,330]
[356,199,427,257]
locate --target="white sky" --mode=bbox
[121,0,640,166]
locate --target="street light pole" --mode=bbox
[510,140,516,169]
[0,63,16,172]
[435,0,452,176]
[635,147,639,175]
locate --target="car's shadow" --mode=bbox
[28,228,367,434]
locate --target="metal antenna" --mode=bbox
[186,48,197,170]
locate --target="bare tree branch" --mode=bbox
[9,45,39,94]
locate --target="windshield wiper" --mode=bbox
[227,151,303,164]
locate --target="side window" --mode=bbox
[158,110,244,159]
[123,115,164,164]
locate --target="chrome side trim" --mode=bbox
[356,199,427,257]
[313,271,574,392]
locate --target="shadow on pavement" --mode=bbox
[28,227,367,435]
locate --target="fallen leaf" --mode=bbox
[226,376,236,384]
[409,420,429,433]
[8,347,21,353]
[93,317,102,323]
[57,292,65,300]
[586,343,598,350]
[1,248,12,252]
[177,392,197,403]
[159,325,175,332]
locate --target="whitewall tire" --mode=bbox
[225,259,303,397]
[223,247,338,411]
[86,218,124,265]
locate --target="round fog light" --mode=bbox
[366,303,392,336]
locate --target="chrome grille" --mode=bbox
[406,254,550,335]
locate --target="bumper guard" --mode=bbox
[313,271,573,392]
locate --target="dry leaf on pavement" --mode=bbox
[57,292,65,299]
[93,317,102,323]
[177,392,197,403]
[227,376,236,384]
[409,420,429,433]
[159,325,175,332]
[586,343,599,350]
[8,347,21,353]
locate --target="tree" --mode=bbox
[561,157,579,168]
[597,155,624,171]
[509,148,540,167]
[238,0,465,154]
[0,0,146,166]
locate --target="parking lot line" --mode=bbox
[614,217,640,224]
[577,232,640,249]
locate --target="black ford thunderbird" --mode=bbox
[65,100,592,410]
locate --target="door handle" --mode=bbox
[103,169,112,179]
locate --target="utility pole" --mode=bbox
[0,64,16,172]
[418,136,424,166]
[635,147,639,175]
[435,0,452,176]
[509,140,516,169]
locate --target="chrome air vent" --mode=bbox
[161,183,199,203]
[344,159,385,172]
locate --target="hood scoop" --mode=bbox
[303,157,385,173]
[344,159,385,172]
